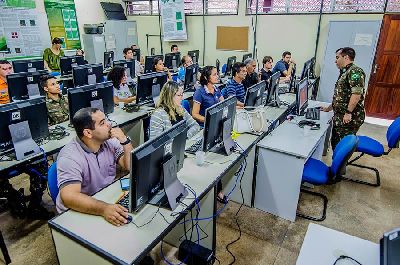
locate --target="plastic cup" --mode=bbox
[119,102,124,109]
[196,151,205,166]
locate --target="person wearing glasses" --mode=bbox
[40,75,69,126]
[0,59,13,104]
[149,81,199,140]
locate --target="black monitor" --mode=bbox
[0,97,49,153]
[67,81,114,123]
[300,58,313,80]
[113,59,135,79]
[265,72,280,106]
[6,70,48,101]
[12,59,45,73]
[245,81,266,107]
[188,50,199,65]
[136,71,168,105]
[381,227,400,265]
[72,63,104,87]
[60,55,85,75]
[144,55,163,73]
[289,65,297,91]
[184,64,199,91]
[202,96,237,155]
[132,48,141,62]
[296,78,308,115]
[164,52,181,72]
[104,51,114,69]
[129,120,188,212]
[242,53,252,62]
[225,56,237,77]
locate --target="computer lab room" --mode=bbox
[0,0,399,264]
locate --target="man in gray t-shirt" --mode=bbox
[57,107,133,226]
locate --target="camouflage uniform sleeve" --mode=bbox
[348,68,365,95]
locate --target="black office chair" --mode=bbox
[216,59,220,74]
[0,230,11,265]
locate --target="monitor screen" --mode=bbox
[12,59,45,73]
[129,120,188,212]
[245,80,266,107]
[225,56,237,77]
[0,97,49,152]
[188,50,199,64]
[72,63,104,87]
[6,70,47,101]
[144,55,163,73]
[112,60,135,79]
[184,64,198,91]
[136,72,168,105]
[300,58,313,80]
[164,52,181,71]
[104,51,114,69]
[242,53,252,63]
[67,81,114,123]
[132,48,140,62]
[203,96,237,153]
[296,78,308,115]
[60,56,85,76]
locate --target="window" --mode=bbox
[386,0,400,12]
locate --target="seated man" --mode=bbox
[272,51,295,82]
[171,44,179,53]
[242,58,259,90]
[40,75,69,126]
[222,62,247,107]
[57,107,133,226]
[0,59,12,104]
[177,55,193,82]
[123,47,142,76]
[261,56,274,82]
[130,44,145,64]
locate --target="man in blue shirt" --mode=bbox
[177,55,193,82]
[273,51,296,81]
[222,62,247,107]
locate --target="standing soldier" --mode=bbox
[321,47,366,150]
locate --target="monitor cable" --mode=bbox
[333,255,362,265]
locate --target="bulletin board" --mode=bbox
[216,26,249,51]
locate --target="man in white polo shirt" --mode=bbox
[56,107,133,226]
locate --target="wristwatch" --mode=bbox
[120,136,131,146]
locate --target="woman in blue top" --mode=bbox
[192,66,224,126]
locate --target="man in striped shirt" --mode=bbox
[222,62,247,107]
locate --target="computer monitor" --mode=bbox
[265,72,281,107]
[60,55,85,75]
[225,56,237,77]
[296,78,308,115]
[12,59,45,73]
[188,50,199,65]
[112,60,135,79]
[67,81,114,123]
[104,51,114,69]
[164,52,181,72]
[244,80,266,107]
[129,120,188,212]
[144,55,163,73]
[242,53,252,63]
[0,97,49,155]
[381,227,400,265]
[136,71,168,105]
[300,58,313,80]
[202,96,237,155]
[184,64,199,91]
[6,70,48,101]
[72,63,104,87]
[132,48,141,62]
[289,65,297,91]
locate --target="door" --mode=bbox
[365,15,400,119]
[318,21,381,103]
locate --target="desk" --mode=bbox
[297,223,379,265]
[254,100,332,221]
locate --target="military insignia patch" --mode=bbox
[351,73,360,81]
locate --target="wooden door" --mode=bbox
[365,14,400,119]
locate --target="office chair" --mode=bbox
[181,99,191,114]
[0,230,11,264]
[216,59,220,74]
[297,135,358,221]
[221,64,227,75]
[345,117,400,187]
[47,162,59,204]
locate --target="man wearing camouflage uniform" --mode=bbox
[41,75,69,125]
[322,47,366,150]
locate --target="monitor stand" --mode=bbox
[9,121,41,161]
[209,118,235,156]
[148,155,188,211]
[267,89,281,108]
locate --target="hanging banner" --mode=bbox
[44,0,81,49]
[159,0,187,41]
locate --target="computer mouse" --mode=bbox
[126,215,133,224]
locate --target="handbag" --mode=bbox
[234,106,268,133]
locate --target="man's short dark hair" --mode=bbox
[336,47,356,61]
[39,75,56,90]
[262,56,273,64]
[0,60,11,65]
[72,107,99,138]
[171,44,178,52]
[282,51,291,58]
[232,62,246,77]
[123,47,133,55]
[52,37,63,45]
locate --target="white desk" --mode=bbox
[297,223,379,265]
[254,100,332,221]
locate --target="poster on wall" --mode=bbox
[44,0,81,49]
[159,0,187,41]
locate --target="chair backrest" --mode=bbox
[221,63,227,74]
[181,99,191,114]
[47,162,59,204]
[387,116,400,149]
[216,59,220,73]
[172,74,178,82]
[331,135,358,177]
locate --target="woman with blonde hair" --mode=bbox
[149,81,199,139]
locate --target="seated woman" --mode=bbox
[43,37,65,72]
[150,81,199,139]
[107,66,136,104]
[152,56,172,81]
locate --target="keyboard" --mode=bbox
[185,138,202,154]
[117,192,129,208]
[305,108,320,120]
